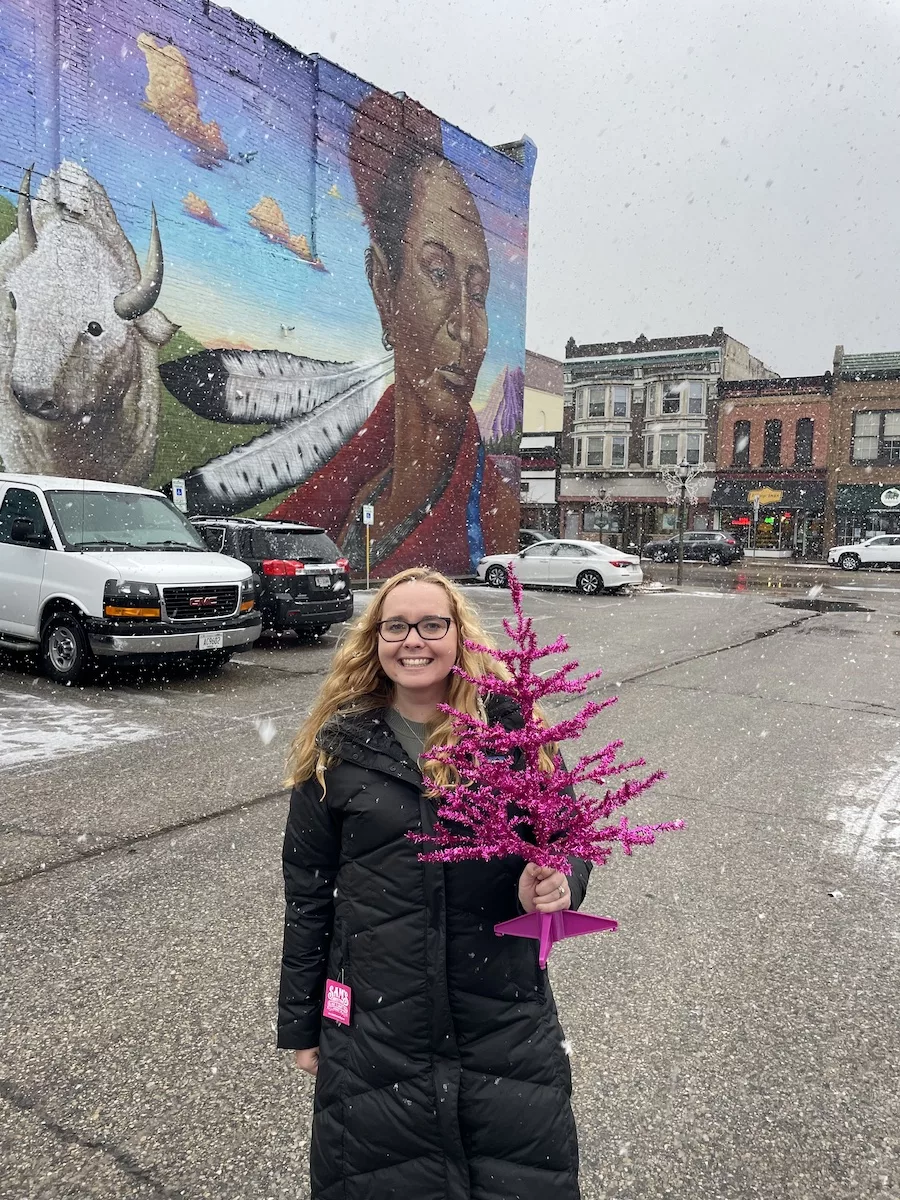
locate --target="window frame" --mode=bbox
[853,410,900,464]
[585,435,604,467]
[733,420,751,467]
[611,384,629,418]
[794,417,814,467]
[659,433,679,465]
[762,419,783,468]
[610,434,627,467]
[687,381,705,415]
[662,382,682,415]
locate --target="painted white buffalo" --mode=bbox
[0,161,177,483]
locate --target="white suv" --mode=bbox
[0,474,262,683]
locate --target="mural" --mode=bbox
[0,0,534,573]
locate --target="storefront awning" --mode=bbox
[710,478,825,511]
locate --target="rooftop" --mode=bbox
[837,350,900,379]
[566,327,728,359]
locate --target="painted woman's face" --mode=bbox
[383,159,490,425]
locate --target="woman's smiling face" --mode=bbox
[377,580,459,702]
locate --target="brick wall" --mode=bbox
[0,0,533,574]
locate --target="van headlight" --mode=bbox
[104,580,161,619]
[240,575,260,613]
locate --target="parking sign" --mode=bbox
[172,478,187,513]
[362,505,374,526]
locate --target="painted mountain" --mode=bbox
[477,365,524,447]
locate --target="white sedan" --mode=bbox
[476,539,643,594]
[827,534,900,571]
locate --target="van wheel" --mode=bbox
[41,613,92,684]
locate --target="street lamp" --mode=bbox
[676,459,690,586]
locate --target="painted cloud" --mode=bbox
[137,33,228,162]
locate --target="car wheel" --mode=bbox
[838,553,860,572]
[708,550,724,565]
[485,565,508,588]
[40,613,92,684]
[576,569,603,595]
[651,549,669,563]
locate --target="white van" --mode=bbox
[0,474,262,683]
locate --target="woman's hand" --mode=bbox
[518,863,571,913]
[294,1047,319,1076]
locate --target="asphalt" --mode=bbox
[1,579,898,1199]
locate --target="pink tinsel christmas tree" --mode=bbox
[411,566,683,965]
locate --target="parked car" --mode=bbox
[0,474,261,683]
[642,530,743,566]
[477,539,643,594]
[518,528,553,550]
[191,516,353,635]
[827,534,900,571]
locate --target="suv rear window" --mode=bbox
[249,529,341,563]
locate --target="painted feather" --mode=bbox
[160,349,394,425]
[181,354,394,514]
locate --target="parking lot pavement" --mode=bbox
[2,586,899,1198]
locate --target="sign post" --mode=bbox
[362,504,374,590]
[171,478,187,513]
[751,497,760,556]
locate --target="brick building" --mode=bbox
[824,348,900,545]
[520,351,563,535]
[712,375,832,558]
[559,328,777,548]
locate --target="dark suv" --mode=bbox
[191,517,353,635]
[642,530,743,566]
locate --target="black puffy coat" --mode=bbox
[278,697,591,1199]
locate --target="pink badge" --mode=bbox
[322,978,352,1026]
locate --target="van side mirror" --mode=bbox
[10,517,49,547]
[11,517,35,542]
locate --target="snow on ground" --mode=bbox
[826,747,900,874]
[0,690,156,771]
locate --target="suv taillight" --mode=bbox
[336,557,350,571]
[262,559,305,576]
[725,538,736,545]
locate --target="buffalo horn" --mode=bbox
[17,165,37,256]
[114,204,164,320]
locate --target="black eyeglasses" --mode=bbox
[376,617,453,642]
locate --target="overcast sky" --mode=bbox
[231,0,900,376]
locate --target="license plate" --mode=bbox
[315,575,331,587]
[198,631,224,650]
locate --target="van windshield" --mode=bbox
[47,490,207,552]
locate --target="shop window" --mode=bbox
[884,413,900,463]
[733,421,750,466]
[687,381,704,415]
[585,436,604,466]
[659,433,678,465]
[852,412,879,461]
[794,418,814,466]
[763,419,782,467]
[662,382,681,414]
[611,385,629,417]
[686,433,702,465]
[610,435,627,466]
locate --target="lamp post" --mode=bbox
[676,460,690,586]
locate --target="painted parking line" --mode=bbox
[0,690,155,771]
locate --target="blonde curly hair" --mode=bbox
[286,567,536,791]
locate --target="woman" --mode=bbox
[270,92,518,575]
[278,567,590,1199]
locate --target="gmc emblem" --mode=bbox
[189,596,217,608]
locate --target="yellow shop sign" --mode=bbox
[747,487,784,506]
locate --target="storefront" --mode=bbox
[835,484,900,543]
[710,478,826,558]
[560,475,714,549]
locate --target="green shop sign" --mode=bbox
[836,484,900,512]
